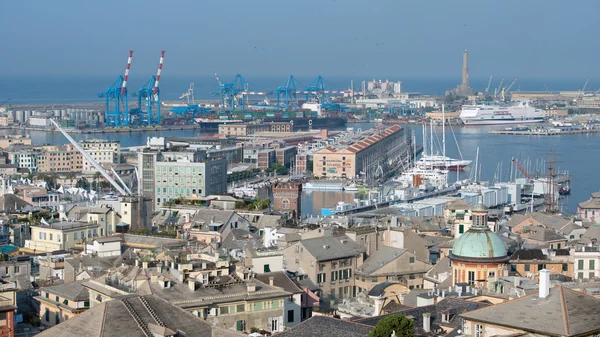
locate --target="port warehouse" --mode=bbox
[313,125,412,182]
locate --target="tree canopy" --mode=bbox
[368,314,414,337]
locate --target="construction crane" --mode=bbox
[0,98,11,112]
[180,83,195,104]
[276,75,297,110]
[494,77,504,99]
[512,158,532,181]
[485,75,493,94]
[101,51,133,127]
[581,79,589,96]
[50,119,130,195]
[131,51,165,127]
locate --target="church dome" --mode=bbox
[449,226,509,263]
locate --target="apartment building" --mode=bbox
[574,245,600,280]
[26,221,106,253]
[36,280,90,327]
[37,144,83,173]
[283,235,364,304]
[6,145,41,172]
[80,139,120,172]
[0,280,17,337]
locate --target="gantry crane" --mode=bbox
[101,51,133,127]
[485,75,493,94]
[131,51,165,127]
[276,75,297,109]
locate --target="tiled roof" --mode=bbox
[273,316,373,337]
[461,286,600,336]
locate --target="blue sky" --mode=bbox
[2,0,599,79]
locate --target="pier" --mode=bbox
[489,128,600,136]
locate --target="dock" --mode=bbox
[489,128,600,136]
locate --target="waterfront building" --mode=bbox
[313,125,411,182]
[80,139,120,172]
[283,234,364,305]
[276,146,297,168]
[448,204,509,287]
[272,182,302,221]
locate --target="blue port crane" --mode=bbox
[130,51,165,127]
[276,75,297,110]
[213,73,269,111]
[100,51,133,127]
[303,75,326,103]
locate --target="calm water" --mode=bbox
[1,75,595,104]
[2,122,597,216]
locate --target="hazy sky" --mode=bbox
[2,0,599,79]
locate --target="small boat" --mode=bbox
[344,183,359,192]
[559,185,571,195]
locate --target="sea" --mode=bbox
[1,75,597,104]
[1,75,598,216]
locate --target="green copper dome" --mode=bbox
[449,227,509,263]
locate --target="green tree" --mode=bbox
[76,177,90,189]
[368,314,414,337]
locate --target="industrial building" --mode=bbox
[313,125,412,183]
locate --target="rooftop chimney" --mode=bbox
[247,283,256,293]
[142,261,148,270]
[188,279,196,292]
[513,276,520,288]
[269,276,274,286]
[423,313,431,333]
[539,269,550,299]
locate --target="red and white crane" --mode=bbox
[153,51,165,95]
[120,50,133,95]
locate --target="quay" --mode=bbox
[489,128,600,136]
[0,124,207,134]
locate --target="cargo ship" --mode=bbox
[460,101,545,126]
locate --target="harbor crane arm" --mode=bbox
[512,158,532,181]
[505,77,518,94]
[581,79,589,93]
[213,72,222,86]
[50,119,131,196]
[486,75,492,93]
[495,78,505,98]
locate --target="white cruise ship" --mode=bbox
[460,101,545,126]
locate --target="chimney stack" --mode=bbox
[188,279,196,292]
[539,269,550,298]
[247,283,256,293]
[423,313,431,332]
[142,261,148,270]
[269,276,274,286]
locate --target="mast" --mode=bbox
[153,51,165,94]
[422,124,426,156]
[430,119,433,157]
[422,124,427,157]
[474,147,479,183]
[442,104,446,166]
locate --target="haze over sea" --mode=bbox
[1,75,597,104]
